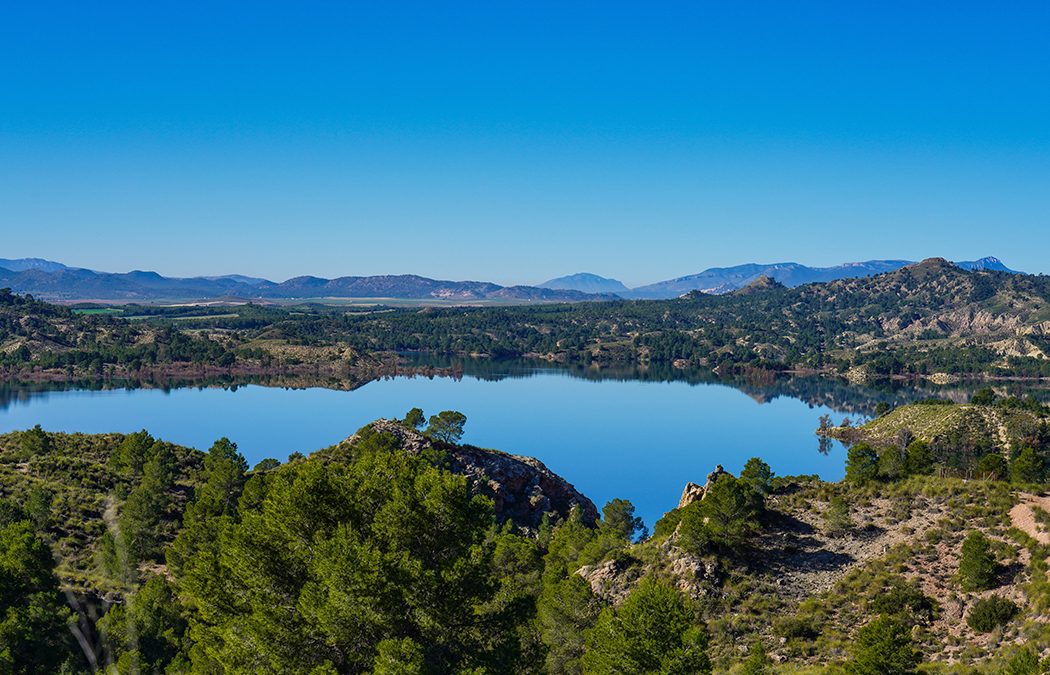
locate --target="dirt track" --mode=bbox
[1010,493,1050,545]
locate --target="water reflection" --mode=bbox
[3,358,1048,417]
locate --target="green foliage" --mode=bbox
[582,577,710,674]
[1011,447,1046,484]
[846,614,921,675]
[740,457,774,496]
[177,430,523,673]
[119,442,177,563]
[1003,645,1043,675]
[971,387,998,406]
[905,440,934,475]
[701,475,761,549]
[537,575,600,674]
[652,507,684,541]
[600,498,647,541]
[24,486,53,532]
[252,457,281,472]
[959,530,998,591]
[976,452,1008,480]
[678,475,761,554]
[97,575,188,672]
[824,495,853,535]
[740,641,773,674]
[20,424,50,457]
[966,596,1017,632]
[0,502,77,673]
[402,407,426,430]
[196,437,249,517]
[110,429,155,475]
[877,445,907,480]
[772,614,819,641]
[845,443,879,484]
[868,577,935,624]
[425,410,468,444]
[372,638,425,674]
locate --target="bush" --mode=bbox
[966,596,1017,632]
[869,577,935,624]
[959,531,998,591]
[773,615,819,640]
[582,577,710,674]
[20,425,51,456]
[1003,645,1041,674]
[846,614,920,675]
[824,495,853,535]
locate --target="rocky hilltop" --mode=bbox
[332,419,599,528]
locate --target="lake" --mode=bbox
[1,363,1029,527]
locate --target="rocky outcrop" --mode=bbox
[577,538,722,603]
[577,557,644,604]
[337,419,599,528]
[676,464,730,509]
[678,482,704,509]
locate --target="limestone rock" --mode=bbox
[678,482,704,509]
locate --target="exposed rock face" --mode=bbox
[577,558,644,604]
[678,482,704,509]
[676,464,730,509]
[577,539,722,604]
[339,419,599,528]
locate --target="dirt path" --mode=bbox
[1009,493,1050,545]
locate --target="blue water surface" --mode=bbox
[0,372,845,527]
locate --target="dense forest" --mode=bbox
[4,259,1050,386]
[2,393,1050,673]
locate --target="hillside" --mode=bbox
[1,409,1049,672]
[314,259,1050,378]
[626,256,1018,298]
[5,259,1050,385]
[829,401,1047,450]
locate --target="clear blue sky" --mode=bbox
[2,1,1048,287]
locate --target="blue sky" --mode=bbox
[1,2,1048,287]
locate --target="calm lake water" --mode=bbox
[7,362,1036,527]
[0,368,856,528]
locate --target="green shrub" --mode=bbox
[773,614,819,640]
[869,577,935,624]
[959,531,997,591]
[966,596,1017,632]
[824,495,853,535]
[846,614,920,675]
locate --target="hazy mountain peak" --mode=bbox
[0,257,79,273]
[538,272,629,295]
[954,256,1017,273]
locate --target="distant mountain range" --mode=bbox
[0,259,615,303]
[544,257,1019,299]
[0,256,1020,303]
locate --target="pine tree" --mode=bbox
[959,531,997,591]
